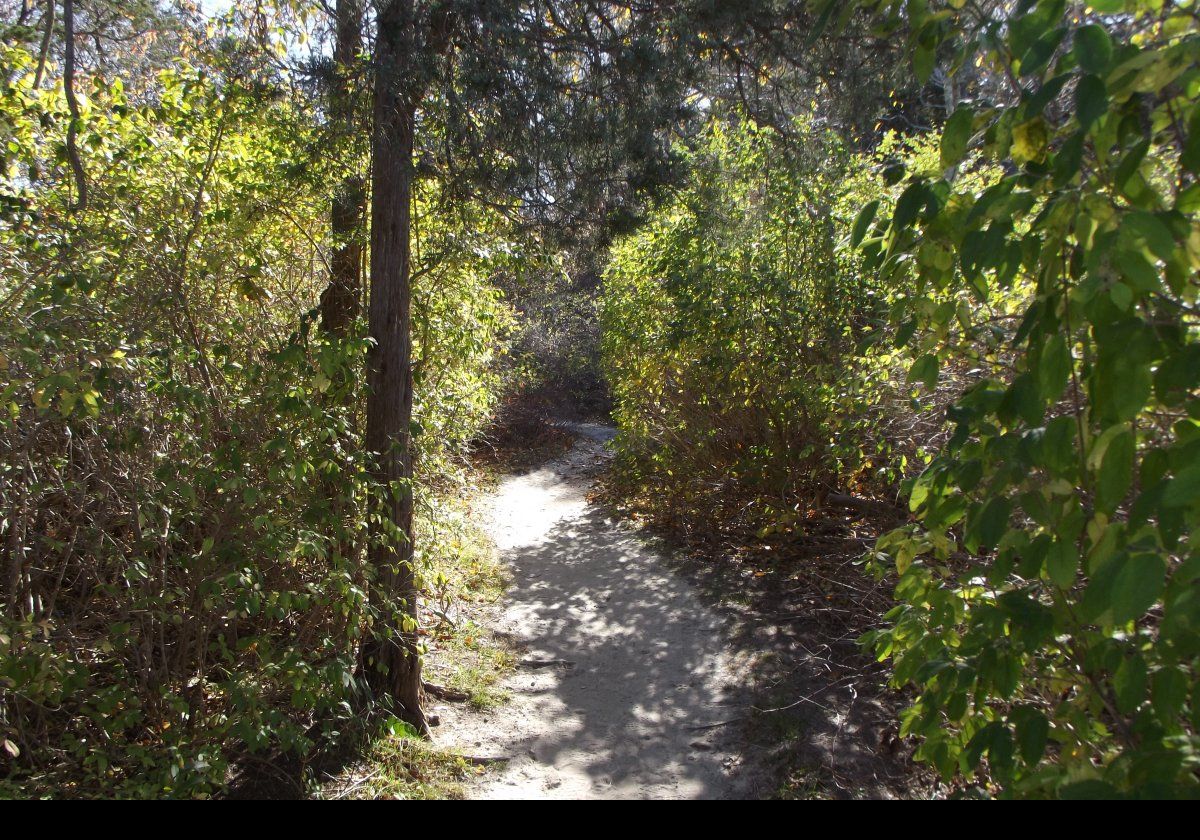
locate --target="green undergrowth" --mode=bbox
[418,464,514,709]
[317,721,481,800]
[321,466,515,799]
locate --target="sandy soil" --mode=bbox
[436,424,755,800]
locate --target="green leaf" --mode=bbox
[1152,667,1188,720]
[1046,538,1078,588]
[1115,249,1162,295]
[975,496,1012,551]
[1112,553,1166,624]
[1182,107,1200,174]
[908,353,939,389]
[1093,354,1151,423]
[1095,427,1134,515]
[1162,463,1200,508]
[805,0,840,46]
[1113,653,1147,713]
[384,715,423,740]
[914,44,936,83]
[882,160,906,186]
[941,107,975,169]
[1012,118,1049,164]
[1075,74,1107,127]
[966,721,1013,773]
[1115,138,1149,196]
[1021,27,1067,78]
[851,200,880,248]
[1038,333,1071,400]
[1155,345,1200,405]
[1178,183,1200,213]
[999,372,1042,427]
[1053,131,1085,183]
[1074,24,1113,74]
[893,182,931,230]
[1014,709,1050,766]
[1123,211,1175,261]
[1041,415,1080,477]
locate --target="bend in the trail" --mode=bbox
[438,423,754,800]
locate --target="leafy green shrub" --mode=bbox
[855,0,1200,798]
[0,41,513,797]
[602,117,888,530]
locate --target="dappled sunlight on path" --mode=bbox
[439,424,752,799]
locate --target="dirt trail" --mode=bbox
[438,424,754,799]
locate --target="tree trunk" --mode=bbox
[319,0,364,336]
[360,0,426,732]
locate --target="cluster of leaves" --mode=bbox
[0,39,514,797]
[853,0,1200,798]
[602,117,934,535]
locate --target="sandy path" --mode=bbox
[437,424,752,800]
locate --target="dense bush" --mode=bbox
[0,44,512,796]
[602,118,926,534]
[605,0,1199,799]
[2,0,1195,803]
[855,0,1200,798]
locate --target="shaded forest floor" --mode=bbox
[596,483,937,798]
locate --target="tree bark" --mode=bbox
[360,0,426,732]
[63,0,87,213]
[319,0,365,336]
[33,0,54,91]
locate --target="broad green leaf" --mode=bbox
[1012,118,1049,164]
[1074,24,1113,74]
[975,496,1011,551]
[1041,415,1080,477]
[1152,667,1188,720]
[1075,74,1107,127]
[1113,653,1147,713]
[1046,538,1078,588]
[1014,709,1049,766]
[1093,355,1151,423]
[941,107,974,169]
[1112,554,1166,624]
[1038,333,1071,400]
[1115,249,1162,294]
[893,182,931,230]
[1182,108,1200,174]
[914,44,935,83]
[851,200,880,247]
[1095,427,1134,515]
[908,353,939,389]
[1162,463,1200,508]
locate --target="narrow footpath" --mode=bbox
[438,424,754,799]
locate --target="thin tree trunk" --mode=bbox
[360,0,426,732]
[62,0,87,213]
[319,0,364,336]
[33,0,54,90]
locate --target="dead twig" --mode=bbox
[685,717,745,732]
[422,681,471,703]
[519,657,575,669]
[752,677,856,715]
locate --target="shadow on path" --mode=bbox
[440,426,752,799]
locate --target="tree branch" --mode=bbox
[62,0,87,213]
